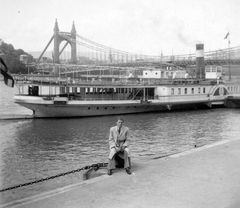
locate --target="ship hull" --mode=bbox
[15,96,211,118]
[225,95,240,108]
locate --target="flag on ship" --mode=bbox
[224,32,229,39]
[0,57,14,88]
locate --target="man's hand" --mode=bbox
[120,146,126,152]
[115,146,121,152]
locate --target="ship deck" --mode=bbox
[15,75,219,88]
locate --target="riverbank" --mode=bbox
[2,137,240,208]
[0,114,33,120]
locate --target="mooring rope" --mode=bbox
[0,162,108,193]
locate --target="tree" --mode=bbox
[0,41,36,74]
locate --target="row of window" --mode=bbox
[227,86,240,92]
[86,88,132,94]
[171,85,240,95]
[171,87,206,95]
[87,106,154,110]
[56,86,240,94]
[59,87,132,94]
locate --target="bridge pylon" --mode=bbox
[36,19,77,65]
[53,19,77,64]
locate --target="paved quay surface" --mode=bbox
[2,138,240,208]
[0,114,33,120]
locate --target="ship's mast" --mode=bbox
[228,33,231,80]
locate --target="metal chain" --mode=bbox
[0,162,108,193]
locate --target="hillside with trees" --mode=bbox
[0,41,36,74]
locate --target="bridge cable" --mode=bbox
[58,32,240,62]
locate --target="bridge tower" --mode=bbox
[53,19,77,64]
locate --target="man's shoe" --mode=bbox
[126,168,131,175]
[107,169,112,175]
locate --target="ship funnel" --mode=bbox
[196,44,205,79]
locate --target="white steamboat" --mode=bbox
[14,63,240,118]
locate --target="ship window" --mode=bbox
[203,88,206,93]
[185,88,187,94]
[198,87,201,93]
[171,88,174,95]
[192,88,194,94]
[178,88,181,94]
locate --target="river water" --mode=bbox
[0,80,240,204]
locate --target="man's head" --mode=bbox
[116,116,124,128]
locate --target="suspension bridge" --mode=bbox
[36,20,240,71]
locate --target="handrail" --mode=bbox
[14,75,215,87]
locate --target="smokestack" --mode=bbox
[196,44,205,79]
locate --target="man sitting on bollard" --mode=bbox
[107,116,131,175]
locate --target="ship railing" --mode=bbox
[67,95,209,102]
[69,95,159,101]
[14,75,215,87]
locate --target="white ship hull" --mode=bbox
[14,95,214,118]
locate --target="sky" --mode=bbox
[1,0,240,57]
